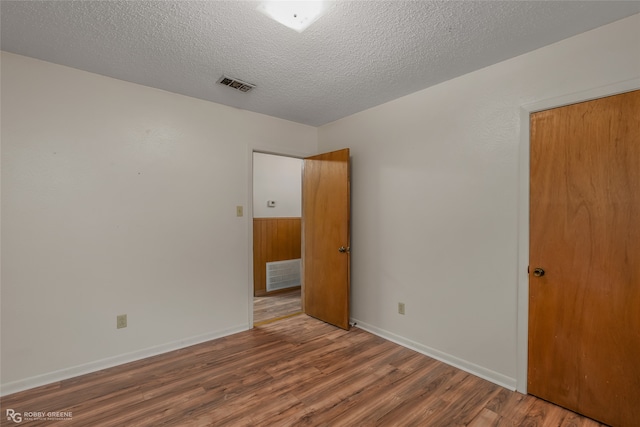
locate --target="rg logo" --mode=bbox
[6,409,22,423]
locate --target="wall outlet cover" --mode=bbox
[117,314,127,329]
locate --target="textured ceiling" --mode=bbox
[2,1,639,126]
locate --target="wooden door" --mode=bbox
[302,148,350,330]
[528,90,640,426]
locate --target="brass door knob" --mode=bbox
[533,268,545,277]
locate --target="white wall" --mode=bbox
[253,153,302,218]
[318,14,640,389]
[0,52,317,393]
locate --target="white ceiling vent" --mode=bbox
[218,75,256,93]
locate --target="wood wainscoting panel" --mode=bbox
[253,217,301,296]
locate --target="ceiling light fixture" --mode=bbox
[257,1,328,33]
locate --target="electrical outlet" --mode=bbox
[117,314,127,329]
[398,302,405,315]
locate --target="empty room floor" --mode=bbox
[253,288,301,325]
[0,315,606,426]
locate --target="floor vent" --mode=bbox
[266,259,301,292]
[218,75,255,92]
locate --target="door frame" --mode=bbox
[246,146,315,328]
[515,78,640,394]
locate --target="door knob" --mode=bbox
[533,268,545,277]
[338,246,350,253]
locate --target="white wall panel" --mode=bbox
[0,52,316,393]
[318,15,640,389]
[253,153,302,218]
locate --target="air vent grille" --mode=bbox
[266,259,301,292]
[218,75,255,93]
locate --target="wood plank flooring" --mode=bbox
[0,315,607,426]
[253,288,301,325]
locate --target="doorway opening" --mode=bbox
[252,152,303,326]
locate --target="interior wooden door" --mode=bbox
[302,148,350,330]
[528,90,640,426]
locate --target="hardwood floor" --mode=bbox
[253,288,301,325]
[0,315,607,427]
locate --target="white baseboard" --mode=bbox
[1,323,249,397]
[351,318,517,391]
[3,320,517,396]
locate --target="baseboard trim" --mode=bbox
[351,318,517,391]
[1,323,249,397]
